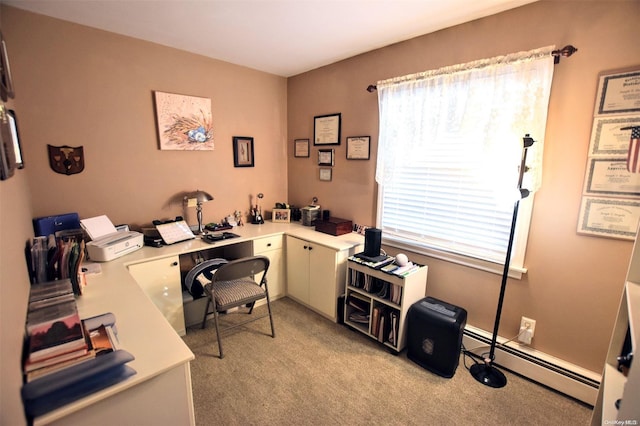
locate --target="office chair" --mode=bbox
[198,256,275,358]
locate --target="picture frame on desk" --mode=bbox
[272,209,290,223]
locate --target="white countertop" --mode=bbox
[36,221,363,424]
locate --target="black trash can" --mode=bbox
[407,297,467,378]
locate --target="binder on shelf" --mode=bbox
[21,349,136,418]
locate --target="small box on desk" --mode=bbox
[315,217,353,236]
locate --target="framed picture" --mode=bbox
[294,138,310,157]
[318,149,334,166]
[314,113,341,145]
[583,158,640,197]
[588,116,640,157]
[154,91,213,151]
[0,31,15,102]
[577,197,640,240]
[233,136,254,167]
[6,109,22,169]
[594,68,640,116]
[319,168,332,181]
[346,136,370,160]
[272,208,291,223]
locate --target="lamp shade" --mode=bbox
[187,190,213,204]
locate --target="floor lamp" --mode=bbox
[470,134,535,388]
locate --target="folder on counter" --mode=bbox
[21,349,136,418]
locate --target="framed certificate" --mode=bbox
[314,113,341,145]
[594,69,640,115]
[346,136,370,160]
[577,197,640,240]
[583,158,640,197]
[294,139,310,158]
[318,149,334,166]
[588,116,640,156]
[319,168,332,181]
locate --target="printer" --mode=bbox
[81,215,143,262]
[86,231,143,262]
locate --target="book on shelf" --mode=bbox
[391,262,419,276]
[388,311,399,346]
[347,312,370,324]
[349,254,395,269]
[347,294,369,313]
[372,306,384,337]
[389,284,402,304]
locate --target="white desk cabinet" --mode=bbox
[128,255,186,336]
[253,234,285,300]
[286,235,351,321]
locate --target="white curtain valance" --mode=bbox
[375,46,555,196]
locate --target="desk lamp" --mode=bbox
[184,190,214,234]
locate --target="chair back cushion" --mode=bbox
[214,256,269,282]
[184,258,228,298]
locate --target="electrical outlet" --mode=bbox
[518,316,536,344]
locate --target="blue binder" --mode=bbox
[32,213,81,237]
[21,349,136,418]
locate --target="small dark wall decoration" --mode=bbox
[48,145,84,175]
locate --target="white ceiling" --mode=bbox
[4,0,537,77]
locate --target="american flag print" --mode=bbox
[626,126,640,174]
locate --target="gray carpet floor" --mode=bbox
[182,297,593,425]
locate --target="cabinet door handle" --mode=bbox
[267,243,272,247]
[308,246,313,251]
[171,261,178,267]
[303,245,308,250]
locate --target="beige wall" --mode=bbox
[287,0,640,373]
[1,1,639,423]
[5,7,288,228]
[0,5,287,424]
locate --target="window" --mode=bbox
[375,47,555,276]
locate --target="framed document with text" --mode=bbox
[594,69,640,115]
[583,158,640,197]
[588,116,640,156]
[577,197,640,240]
[346,136,370,160]
[294,139,310,158]
[314,113,341,145]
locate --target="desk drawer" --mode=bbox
[253,235,283,253]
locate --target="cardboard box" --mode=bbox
[315,217,352,236]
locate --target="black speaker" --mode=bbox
[364,228,382,257]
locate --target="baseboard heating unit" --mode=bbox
[463,325,600,405]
